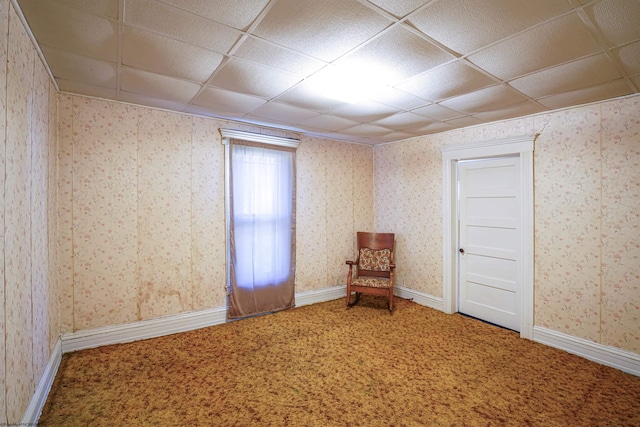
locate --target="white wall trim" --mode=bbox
[440,134,536,339]
[395,286,444,312]
[296,285,346,307]
[533,326,640,376]
[21,339,62,425]
[62,286,346,353]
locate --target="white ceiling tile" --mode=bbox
[233,37,326,77]
[126,0,241,54]
[408,0,573,55]
[443,116,484,128]
[253,0,392,62]
[340,123,394,138]
[368,86,429,110]
[509,54,622,99]
[18,0,117,61]
[632,76,640,88]
[335,26,455,85]
[191,87,267,117]
[411,103,464,120]
[372,112,434,131]
[410,121,455,135]
[366,0,429,18]
[41,46,116,89]
[613,41,640,76]
[331,100,400,122]
[297,115,361,132]
[118,91,187,111]
[56,79,117,99]
[376,131,417,142]
[208,58,302,99]
[473,101,547,122]
[272,79,349,112]
[57,0,118,19]
[247,102,320,124]
[158,0,269,31]
[468,13,602,80]
[439,85,529,114]
[585,0,640,47]
[122,26,224,82]
[396,61,495,101]
[120,67,201,102]
[537,79,633,110]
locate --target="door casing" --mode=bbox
[440,135,535,339]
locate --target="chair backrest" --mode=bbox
[356,232,395,279]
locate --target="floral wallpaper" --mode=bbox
[2,4,58,424]
[374,95,640,355]
[58,95,374,331]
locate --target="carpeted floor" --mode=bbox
[40,296,640,426]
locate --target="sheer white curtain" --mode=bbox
[224,132,297,319]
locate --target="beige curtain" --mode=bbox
[227,138,296,319]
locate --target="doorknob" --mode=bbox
[459,248,465,254]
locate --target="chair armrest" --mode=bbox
[389,263,396,270]
[346,260,356,265]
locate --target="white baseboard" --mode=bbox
[296,285,345,307]
[395,286,444,312]
[62,306,227,353]
[22,339,62,425]
[533,326,640,376]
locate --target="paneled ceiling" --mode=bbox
[16,0,640,144]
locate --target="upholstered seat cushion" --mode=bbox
[358,248,391,272]
[352,277,390,289]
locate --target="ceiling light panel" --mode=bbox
[125,0,242,54]
[18,0,117,62]
[468,13,602,80]
[584,0,640,47]
[397,61,495,101]
[407,0,573,55]
[331,99,400,122]
[207,58,302,99]
[122,26,224,83]
[509,54,622,99]
[334,26,456,86]
[252,0,392,62]
[157,0,270,31]
[41,46,117,89]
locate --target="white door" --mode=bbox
[458,157,521,331]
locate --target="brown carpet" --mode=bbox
[40,296,640,426]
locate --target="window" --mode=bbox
[221,130,298,319]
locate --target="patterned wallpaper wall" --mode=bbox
[1,3,59,424]
[57,95,374,333]
[374,95,640,355]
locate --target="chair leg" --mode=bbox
[389,294,393,313]
[347,292,361,308]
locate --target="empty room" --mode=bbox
[1,0,640,425]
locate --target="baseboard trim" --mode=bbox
[395,286,444,312]
[22,339,62,425]
[62,286,348,354]
[533,326,640,376]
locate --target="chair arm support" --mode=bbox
[389,263,396,269]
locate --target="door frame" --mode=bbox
[440,135,536,339]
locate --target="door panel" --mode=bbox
[459,157,521,331]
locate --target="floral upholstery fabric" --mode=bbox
[352,277,390,289]
[358,248,391,272]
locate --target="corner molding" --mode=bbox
[533,326,640,376]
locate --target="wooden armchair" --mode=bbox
[346,232,396,313]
